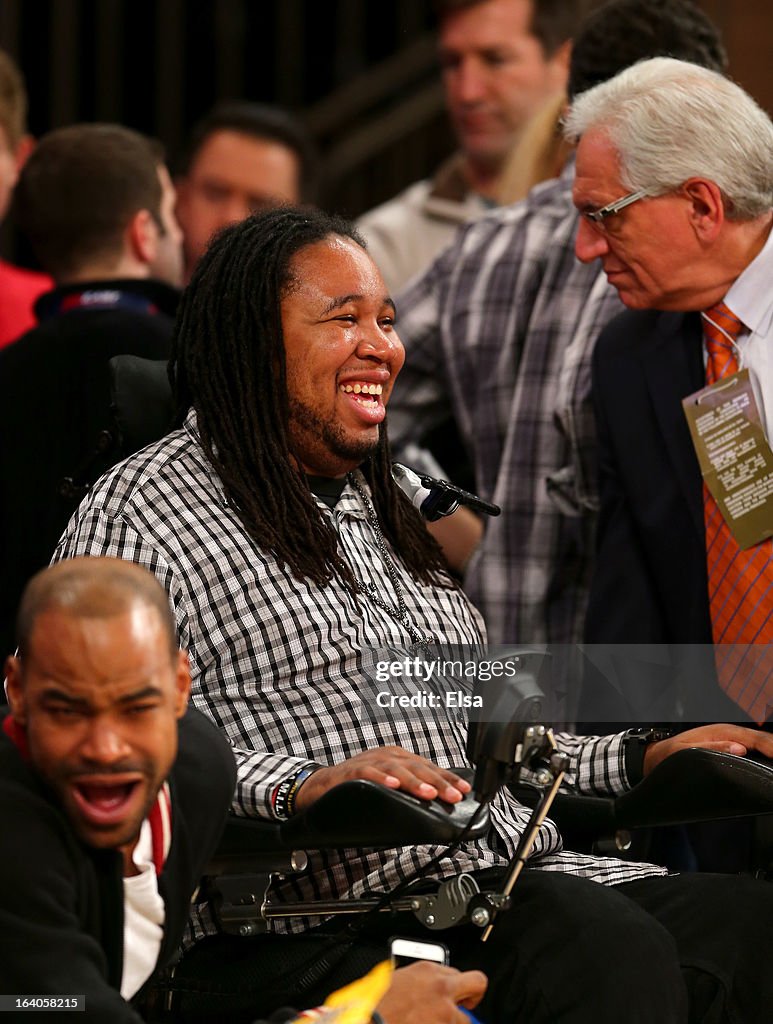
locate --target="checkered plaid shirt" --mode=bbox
[389,161,624,659]
[54,412,664,935]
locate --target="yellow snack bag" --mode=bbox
[289,960,393,1024]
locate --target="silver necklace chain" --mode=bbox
[347,473,436,652]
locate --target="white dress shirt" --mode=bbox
[723,219,773,440]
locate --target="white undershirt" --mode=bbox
[121,818,165,1000]
[720,221,773,441]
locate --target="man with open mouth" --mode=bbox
[0,557,236,1020]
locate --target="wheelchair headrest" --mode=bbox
[108,354,174,458]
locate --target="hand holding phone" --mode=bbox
[387,938,486,1022]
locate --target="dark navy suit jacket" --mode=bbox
[582,308,745,723]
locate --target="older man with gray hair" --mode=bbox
[567,58,773,725]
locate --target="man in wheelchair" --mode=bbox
[55,206,773,1023]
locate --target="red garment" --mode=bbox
[1,713,29,758]
[0,259,52,348]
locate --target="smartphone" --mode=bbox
[389,936,450,968]
[390,939,484,1024]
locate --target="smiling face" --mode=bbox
[439,0,568,173]
[572,129,711,311]
[5,604,190,868]
[280,235,405,478]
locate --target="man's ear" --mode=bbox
[127,208,159,266]
[13,134,35,172]
[547,39,571,91]
[4,655,26,724]
[683,178,725,242]
[173,650,192,718]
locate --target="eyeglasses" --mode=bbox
[583,189,649,226]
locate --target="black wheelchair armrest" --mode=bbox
[614,748,773,828]
[208,777,489,874]
[206,818,286,874]
[509,784,617,845]
[281,777,488,848]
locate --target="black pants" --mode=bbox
[171,871,772,1023]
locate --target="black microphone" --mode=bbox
[391,463,500,522]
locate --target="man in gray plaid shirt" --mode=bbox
[54,205,773,1023]
[387,1,729,717]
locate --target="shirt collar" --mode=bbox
[314,470,368,520]
[723,220,773,339]
[306,474,347,509]
[35,278,180,322]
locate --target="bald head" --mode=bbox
[15,558,176,660]
[5,558,190,866]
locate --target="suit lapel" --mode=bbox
[643,311,705,538]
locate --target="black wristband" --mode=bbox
[624,727,675,786]
[273,762,320,820]
[286,765,320,817]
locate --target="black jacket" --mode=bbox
[0,278,178,655]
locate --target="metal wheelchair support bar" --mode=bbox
[204,850,309,937]
[480,743,570,942]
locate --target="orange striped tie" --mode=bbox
[702,302,773,722]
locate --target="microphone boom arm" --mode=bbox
[392,463,501,522]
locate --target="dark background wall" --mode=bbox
[700,0,773,118]
[0,0,770,226]
[0,0,451,220]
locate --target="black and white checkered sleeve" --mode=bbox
[53,505,315,820]
[553,731,630,796]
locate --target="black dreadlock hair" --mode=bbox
[170,206,453,594]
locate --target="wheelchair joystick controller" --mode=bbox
[409,650,569,940]
[466,649,569,940]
